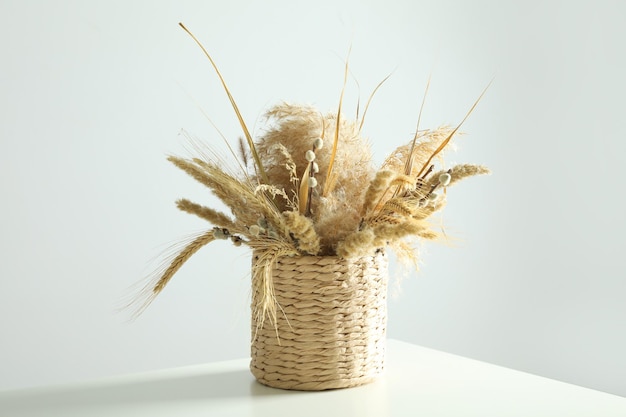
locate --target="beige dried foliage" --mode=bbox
[382,126,456,176]
[254,184,292,208]
[129,230,218,318]
[362,172,418,219]
[237,137,250,169]
[152,230,216,294]
[369,214,405,225]
[389,239,419,272]
[297,163,312,215]
[427,164,491,189]
[256,103,323,202]
[143,110,485,321]
[314,196,364,255]
[136,24,491,325]
[388,239,420,297]
[372,219,436,247]
[178,23,268,183]
[418,229,439,240]
[282,211,320,255]
[168,156,283,232]
[268,143,298,183]
[338,215,437,259]
[176,198,235,229]
[256,103,374,253]
[336,227,376,258]
[389,174,417,193]
[250,241,299,336]
[412,199,447,219]
[377,197,416,218]
[361,170,396,216]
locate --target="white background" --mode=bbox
[1,0,625,397]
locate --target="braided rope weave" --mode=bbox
[250,251,388,390]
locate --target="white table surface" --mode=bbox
[1,339,625,417]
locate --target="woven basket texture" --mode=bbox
[250,251,388,390]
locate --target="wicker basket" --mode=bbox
[250,250,388,390]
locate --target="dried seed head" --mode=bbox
[439,172,452,187]
[305,150,316,162]
[249,224,261,236]
[428,192,439,201]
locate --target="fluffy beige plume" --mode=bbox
[282,210,320,255]
[335,227,376,258]
[315,198,364,255]
[337,216,436,259]
[268,143,298,183]
[256,103,375,253]
[255,104,320,211]
[382,126,456,176]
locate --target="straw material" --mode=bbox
[250,251,388,390]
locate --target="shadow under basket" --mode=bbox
[250,250,388,391]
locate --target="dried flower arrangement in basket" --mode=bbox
[136,24,490,391]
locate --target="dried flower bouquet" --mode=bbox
[136,24,490,331]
